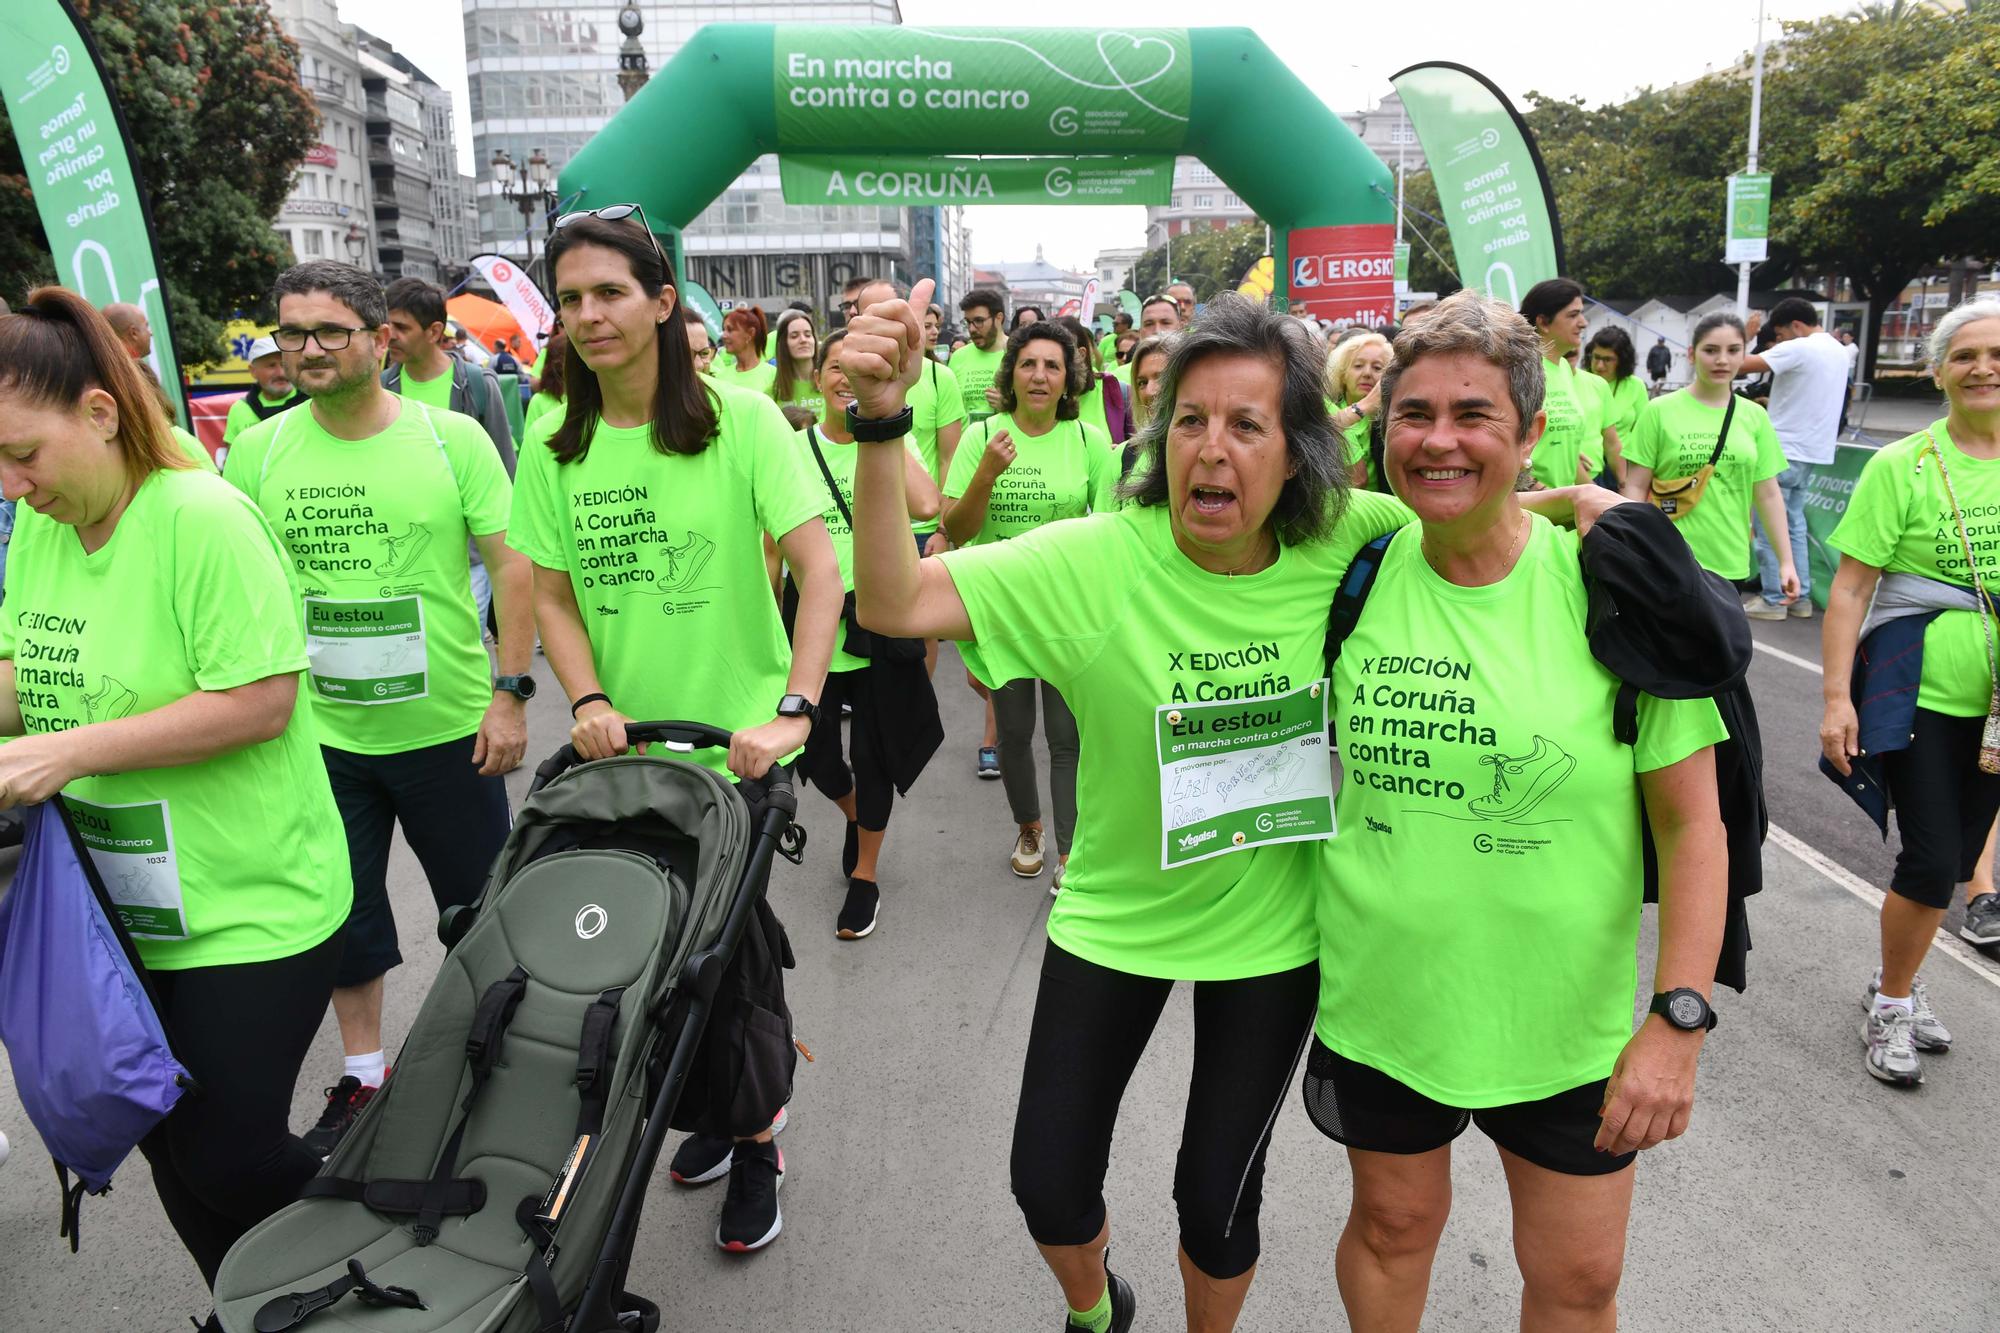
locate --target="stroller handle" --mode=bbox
[529,720,799,801]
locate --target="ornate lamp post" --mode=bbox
[617,1,651,102]
[343,219,368,270]
[492,147,557,287]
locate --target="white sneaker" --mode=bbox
[1864,974,1951,1051]
[1861,1006,1924,1087]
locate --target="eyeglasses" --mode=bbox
[552,202,666,268]
[691,345,716,361]
[273,325,364,352]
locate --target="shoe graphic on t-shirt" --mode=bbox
[374,523,432,578]
[658,530,715,593]
[1468,736,1575,822]
[80,675,139,723]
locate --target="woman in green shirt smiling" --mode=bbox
[0,289,350,1290]
[847,283,1409,1333]
[770,308,823,417]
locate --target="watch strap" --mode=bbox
[847,402,915,443]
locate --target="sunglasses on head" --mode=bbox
[552,203,666,268]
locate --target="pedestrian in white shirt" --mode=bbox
[1739,298,1850,620]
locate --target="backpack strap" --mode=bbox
[1325,532,1397,680]
[1613,681,1640,746]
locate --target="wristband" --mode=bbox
[847,402,916,443]
[569,692,611,718]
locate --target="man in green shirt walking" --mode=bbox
[227,260,537,1157]
[220,335,307,456]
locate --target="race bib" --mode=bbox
[67,796,187,940]
[304,595,429,705]
[1156,680,1336,868]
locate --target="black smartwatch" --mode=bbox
[846,402,915,443]
[776,693,820,727]
[494,674,537,701]
[1649,988,1717,1032]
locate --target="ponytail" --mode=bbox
[0,288,188,487]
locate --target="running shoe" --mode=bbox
[1011,827,1046,877]
[716,1140,784,1253]
[1051,860,1065,897]
[1788,599,1814,620]
[836,876,880,940]
[0,1128,9,1169]
[977,746,1001,779]
[1861,1006,1924,1087]
[1961,892,2000,946]
[1743,600,1788,622]
[1060,1256,1136,1332]
[670,1105,788,1186]
[1863,974,1952,1051]
[303,1075,380,1157]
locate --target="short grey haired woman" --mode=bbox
[1821,296,2000,1088]
[1310,289,1727,1331]
[844,283,1410,1332]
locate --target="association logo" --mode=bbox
[575,904,608,940]
[1473,832,1495,853]
[1255,812,1276,833]
[1044,166,1074,199]
[491,260,514,282]
[52,46,71,77]
[372,681,391,697]
[1048,105,1080,137]
[1480,127,1501,150]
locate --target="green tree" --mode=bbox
[0,0,318,367]
[1795,29,2000,372]
[1128,220,1271,305]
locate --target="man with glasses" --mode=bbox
[952,288,1008,423]
[225,260,536,1158]
[683,307,718,373]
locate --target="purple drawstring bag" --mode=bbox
[0,800,191,1249]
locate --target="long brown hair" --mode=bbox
[536,326,567,401]
[0,288,190,488]
[770,309,817,406]
[543,215,718,462]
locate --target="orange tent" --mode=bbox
[447,294,536,364]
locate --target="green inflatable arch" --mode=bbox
[561,25,1395,323]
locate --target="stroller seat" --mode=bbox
[216,742,777,1333]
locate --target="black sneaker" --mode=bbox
[836,877,880,940]
[715,1140,784,1253]
[303,1075,377,1157]
[669,1133,734,1185]
[1060,1256,1136,1331]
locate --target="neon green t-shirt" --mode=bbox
[524,392,564,435]
[223,392,302,448]
[1529,357,1605,488]
[772,374,824,419]
[1098,332,1119,368]
[1328,399,1374,489]
[509,382,825,775]
[0,468,352,971]
[950,340,1005,422]
[1320,517,1726,1104]
[1830,422,2000,716]
[1624,389,1785,580]
[942,493,1413,979]
[942,415,1118,547]
[798,426,929,675]
[709,355,776,395]
[908,359,966,538]
[169,425,219,474]
[224,400,512,755]
[1599,374,1649,439]
[398,363,456,413]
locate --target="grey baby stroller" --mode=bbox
[213,722,804,1332]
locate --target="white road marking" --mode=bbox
[1768,823,2000,991]
[1752,639,1823,676]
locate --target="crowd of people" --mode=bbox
[0,209,1994,1333]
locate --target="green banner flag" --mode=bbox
[774,27,1192,153]
[1117,289,1142,319]
[680,278,724,341]
[1390,62,1564,307]
[0,1,183,419]
[1802,444,1875,609]
[780,154,1172,206]
[1393,241,1411,292]
[1725,173,1772,264]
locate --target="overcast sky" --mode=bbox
[334,0,1853,271]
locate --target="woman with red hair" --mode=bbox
[713,305,775,394]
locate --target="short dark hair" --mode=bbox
[1768,297,1821,329]
[843,275,880,297]
[1011,305,1045,330]
[272,260,386,329]
[1121,294,1348,547]
[996,319,1081,421]
[1583,326,1635,381]
[1140,294,1178,321]
[383,276,446,331]
[543,211,718,464]
[1519,278,1584,331]
[1112,310,1132,330]
[959,289,1004,320]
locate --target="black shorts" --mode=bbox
[1301,1039,1634,1177]
[1883,708,2000,910]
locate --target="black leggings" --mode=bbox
[799,669,894,831]
[1009,940,1318,1279]
[1884,707,2000,909]
[138,930,341,1287]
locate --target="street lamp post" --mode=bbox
[493,147,557,288]
[343,219,367,269]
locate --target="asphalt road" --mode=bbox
[6,479,1999,1329]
